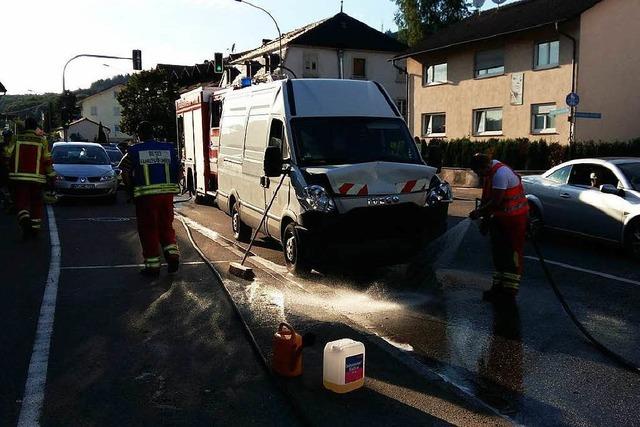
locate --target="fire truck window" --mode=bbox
[211,100,222,128]
[177,116,185,148]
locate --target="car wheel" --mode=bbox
[527,203,543,240]
[283,223,311,275]
[625,220,640,261]
[231,201,251,243]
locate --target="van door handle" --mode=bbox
[560,193,571,199]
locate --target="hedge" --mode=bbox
[426,138,640,170]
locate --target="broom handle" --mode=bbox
[241,171,289,266]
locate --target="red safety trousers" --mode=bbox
[13,182,44,232]
[134,193,179,270]
[483,162,529,295]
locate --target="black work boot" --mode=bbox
[166,256,180,274]
[19,216,32,240]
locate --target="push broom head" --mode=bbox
[229,262,255,281]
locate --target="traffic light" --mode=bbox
[214,52,224,74]
[132,49,142,70]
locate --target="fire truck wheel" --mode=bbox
[283,223,311,276]
[232,201,251,243]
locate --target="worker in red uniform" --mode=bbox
[6,117,55,238]
[119,122,180,277]
[469,154,529,303]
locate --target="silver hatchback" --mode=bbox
[51,142,118,202]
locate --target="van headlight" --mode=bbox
[425,178,453,207]
[100,172,116,182]
[298,185,336,212]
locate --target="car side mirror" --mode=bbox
[264,145,283,177]
[600,184,625,197]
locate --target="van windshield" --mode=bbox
[291,117,422,167]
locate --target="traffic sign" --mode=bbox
[566,92,580,107]
[574,112,602,119]
[548,107,570,116]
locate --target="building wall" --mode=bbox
[281,46,407,110]
[575,0,640,141]
[408,24,576,143]
[80,85,131,141]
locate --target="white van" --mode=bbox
[217,79,452,274]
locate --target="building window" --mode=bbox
[534,40,559,69]
[422,113,446,137]
[473,108,503,135]
[531,103,557,133]
[353,58,366,79]
[90,106,97,116]
[475,49,504,78]
[424,63,447,85]
[114,125,120,133]
[113,106,120,116]
[303,52,319,78]
[396,99,407,118]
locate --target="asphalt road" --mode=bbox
[176,195,640,427]
[2,191,639,426]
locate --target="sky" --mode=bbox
[1,0,516,95]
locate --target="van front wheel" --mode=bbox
[283,223,311,276]
[231,201,251,243]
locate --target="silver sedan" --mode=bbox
[51,142,119,202]
[523,158,640,257]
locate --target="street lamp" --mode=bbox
[234,0,283,70]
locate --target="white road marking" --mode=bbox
[17,206,61,427]
[525,255,640,287]
[63,217,136,222]
[61,261,205,271]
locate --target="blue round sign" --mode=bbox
[566,92,580,107]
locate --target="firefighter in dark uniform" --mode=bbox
[119,122,180,277]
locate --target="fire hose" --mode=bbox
[529,234,640,374]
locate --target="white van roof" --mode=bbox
[222,79,399,119]
[289,79,399,118]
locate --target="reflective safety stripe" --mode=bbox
[164,163,171,184]
[501,272,521,290]
[18,210,30,220]
[143,164,151,186]
[8,172,47,183]
[163,244,179,255]
[145,257,161,268]
[133,183,180,198]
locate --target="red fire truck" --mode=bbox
[175,85,231,202]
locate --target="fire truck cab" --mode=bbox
[175,86,230,202]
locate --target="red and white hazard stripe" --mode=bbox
[395,178,428,194]
[337,183,369,196]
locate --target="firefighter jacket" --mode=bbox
[121,140,180,198]
[481,161,529,217]
[7,130,54,184]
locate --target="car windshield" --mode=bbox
[105,150,123,164]
[290,117,422,167]
[618,162,640,191]
[52,145,110,165]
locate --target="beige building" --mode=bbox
[226,12,409,117]
[394,0,640,144]
[79,84,131,142]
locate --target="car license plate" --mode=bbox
[70,184,95,189]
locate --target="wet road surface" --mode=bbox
[176,196,640,427]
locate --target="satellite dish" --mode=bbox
[473,0,486,8]
[492,0,508,4]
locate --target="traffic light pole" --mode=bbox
[61,53,137,140]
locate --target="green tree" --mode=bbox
[393,0,470,46]
[97,122,108,144]
[117,70,178,141]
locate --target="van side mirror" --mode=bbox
[264,145,283,177]
[600,184,625,197]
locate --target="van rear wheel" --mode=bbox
[231,201,251,243]
[283,223,311,275]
